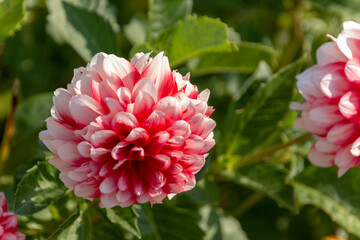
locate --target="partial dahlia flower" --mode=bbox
[39,52,215,207]
[291,21,360,176]
[0,193,25,240]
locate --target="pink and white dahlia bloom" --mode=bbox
[292,21,360,176]
[0,193,25,240]
[39,52,215,207]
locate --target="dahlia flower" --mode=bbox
[39,52,215,207]
[292,21,360,176]
[0,193,25,240]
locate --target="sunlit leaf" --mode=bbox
[46,0,118,61]
[48,201,91,240]
[228,28,241,45]
[0,0,25,41]
[14,161,66,215]
[218,62,272,154]
[168,15,237,67]
[189,42,277,76]
[234,57,304,155]
[70,0,120,33]
[105,206,141,239]
[295,166,360,238]
[148,0,192,43]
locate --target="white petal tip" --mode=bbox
[326,34,337,42]
[337,168,348,177]
[167,193,177,200]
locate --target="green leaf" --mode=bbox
[294,166,360,238]
[199,205,248,240]
[47,0,119,38]
[234,57,304,155]
[225,162,297,212]
[92,220,124,240]
[46,0,118,61]
[12,93,53,142]
[105,206,141,239]
[228,27,241,45]
[0,0,25,41]
[148,0,192,43]
[168,15,237,67]
[232,61,272,101]
[14,161,67,215]
[189,42,277,76]
[188,178,219,204]
[138,204,204,240]
[48,201,91,240]
[7,93,53,173]
[69,0,120,33]
[219,62,272,154]
[220,211,248,240]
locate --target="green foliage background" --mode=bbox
[0,0,359,239]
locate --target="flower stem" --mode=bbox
[0,80,20,175]
[233,192,265,217]
[236,133,312,167]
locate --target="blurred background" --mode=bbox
[1,0,360,239]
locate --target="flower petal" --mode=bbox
[100,192,119,208]
[111,112,139,138]
[339,90,360,121]
[46,118,77,141]
[335,145,360,177]
[57,142,84,166]
[99,174,118,194]
[53,88,72,122]
[132,78,158,102]
[308,104,343,130]
[91,130,118,148]
[344,58,360,87]
[130,52,152,74]
[183,135,205,154]
[337,21,360,59]
[320,69,349,98]
[143,110,169,133]
[69,95,104,126]
[308,145,334,167]
[103,54,140,90]
[316,42,347,66]
[140,52,177,98]
[327,122,358,145]
[133,91,155,120]
[154,96,182,120]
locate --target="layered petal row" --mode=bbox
[0,193,25,240]
[39,52,216,207]
[292,21,360,176]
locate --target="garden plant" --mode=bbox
[1,0,360,239]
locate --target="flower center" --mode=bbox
[129,146,145,160]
